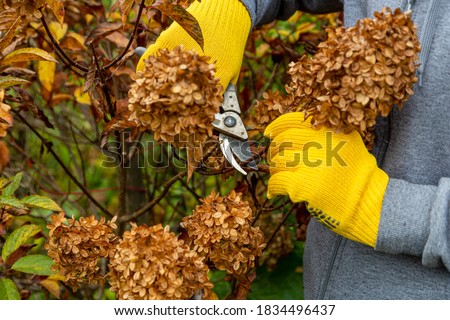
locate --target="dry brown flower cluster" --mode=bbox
[252,8,420,148]
[1,0,45,21]
[128,46,222,148]
[46,213,118,290]
[181,191,266,281]
[257,213,294,271]
[285,7,420,147]
[0,90,13,138]
[250,90,297,128]
[108,223,213,300]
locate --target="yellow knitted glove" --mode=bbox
[136,0,251,89]
[264,113,389,247]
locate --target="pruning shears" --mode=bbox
[135,47,258,175]
[211,83,257,175]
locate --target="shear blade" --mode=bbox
[226,136,258,170]
[219,134,247,175]
[219,134,258,175]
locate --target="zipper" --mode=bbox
[417,0,440,86]
[405,0,415,11]
[318,237,344,299]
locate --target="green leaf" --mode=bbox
[2,172,23,197]
[0,278,20,300]
[0,196,26,209]
[2,224,41,262]
[12,255,54,276]
[20,195,62,212]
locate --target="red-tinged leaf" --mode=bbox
[102,110,137,135]
[5,244,36,267]
[84,22,124,45]
[151,2,204,50]
[46,0,65,25]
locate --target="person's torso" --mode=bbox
[304,0,450,299]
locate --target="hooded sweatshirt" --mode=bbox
[240,0,450,299]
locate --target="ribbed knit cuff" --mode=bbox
[349,168,389,247]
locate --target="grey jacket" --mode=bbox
[240,0,450,299]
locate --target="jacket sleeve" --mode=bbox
[240,0,343,27]
[376,178,450,271]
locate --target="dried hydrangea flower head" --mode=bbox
[46,213,118,291]
[108,223,213,300]
[259,8,420,148]
[181,190,266,281]
[290,7,420,147]
[128,46,222,148]
[2,0,45,21]
[250,90,297,128]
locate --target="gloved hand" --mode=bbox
[136,0,251,89]
[264,113,389,247]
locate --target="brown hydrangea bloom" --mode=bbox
[108,223,213,300]
[0,90,13,138]
[249,90,297,128]
[128,46,222,148]
[181,191,266,281]
[46,213,118,291]
[284,7,420,148]
[3,0,46,21]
